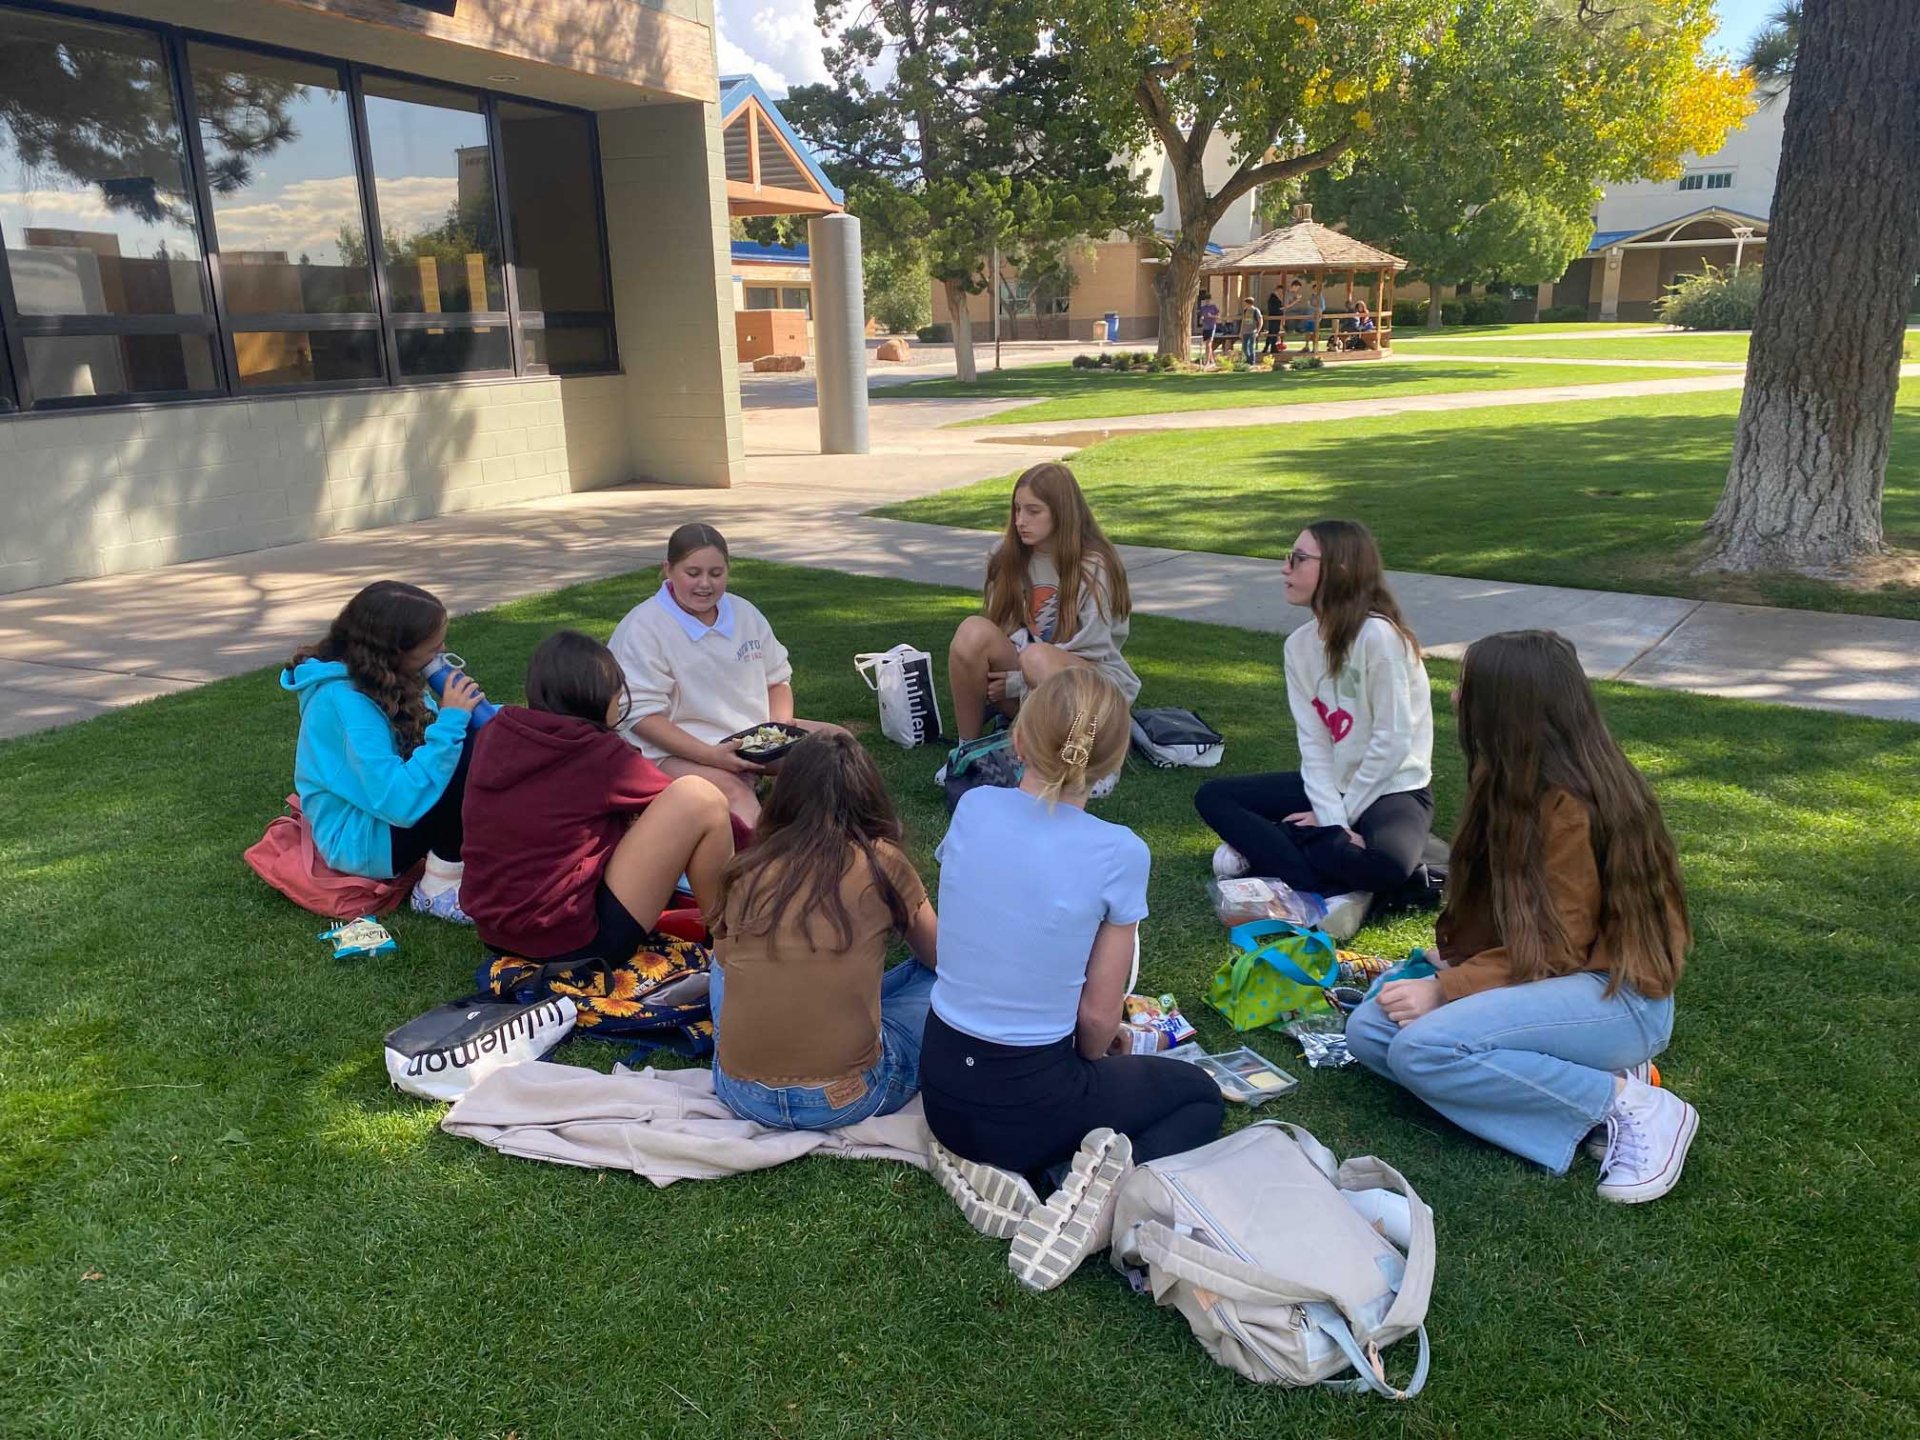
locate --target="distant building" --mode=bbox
[1545,94,1784,320]
[931,131,1263,343]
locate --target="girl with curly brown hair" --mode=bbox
[283,581,487,922]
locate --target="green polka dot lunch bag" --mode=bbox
[1208,920,1340,1031]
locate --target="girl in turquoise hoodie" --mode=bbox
[282,581,486,922]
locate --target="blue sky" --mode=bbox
[715,0,1785,96]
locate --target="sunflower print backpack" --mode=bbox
[478,930,715,1059]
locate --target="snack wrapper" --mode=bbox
[1121,993,1198,1054]
[320,916,396,960]
[1207,876,1328,928]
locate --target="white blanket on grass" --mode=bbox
[441,1061,932,1186]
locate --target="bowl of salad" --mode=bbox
[725,721,809,762]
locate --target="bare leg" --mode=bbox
[658,756,762,828]
[949,615,1021,741]
[1017,641,1092,695]
[601,774,735,924]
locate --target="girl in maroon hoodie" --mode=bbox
[462,630,736,961]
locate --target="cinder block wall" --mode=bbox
[0,373,632,594]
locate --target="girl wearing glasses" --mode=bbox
[1194,519,1434,933]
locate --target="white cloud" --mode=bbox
[715,0,834,96]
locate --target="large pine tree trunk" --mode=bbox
[1700,0,1919,573]
[942,277,979,385]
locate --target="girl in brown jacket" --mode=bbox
[1345,630,1699,1203]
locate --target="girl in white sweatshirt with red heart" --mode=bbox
[1194,520,1435,933]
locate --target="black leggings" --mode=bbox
[1194,771,1433,896]
[919,1012,1225,1185]
[389,730,477,873]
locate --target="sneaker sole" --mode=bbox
[929,1142,1036,1240]
[1008,1129,1132,1292]
[1597,1100,1699,1204]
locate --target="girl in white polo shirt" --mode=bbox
[610,523,833,827]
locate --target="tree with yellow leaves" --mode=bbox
[1053,0,1752,357]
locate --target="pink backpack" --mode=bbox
[244,794,422,918]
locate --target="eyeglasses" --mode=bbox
[1284,549,1321,568]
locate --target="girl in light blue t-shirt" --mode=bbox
[919,669,1223,1292]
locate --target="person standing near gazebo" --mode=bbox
[1239,295,1264,364]
[1263,284,1285,355]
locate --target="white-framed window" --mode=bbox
[1679,170,1735,192]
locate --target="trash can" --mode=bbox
[1104,312,1120,344]
[1091,320,1107,344]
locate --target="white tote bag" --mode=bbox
[384,996,577,1102]
[854,645,945,749]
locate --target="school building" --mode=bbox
[1543,93,1783,321]
[0,0,791,595]
[929,131,1263,344]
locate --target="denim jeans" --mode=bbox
[1345,971,1674,1174]
[711,959,937,1130]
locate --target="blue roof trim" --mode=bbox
[1588,205,1770,252]
[717,74,845,206]
[731,241,811,264]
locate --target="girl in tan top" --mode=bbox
[709,731,938,1130]
[1346,630,1700,1204]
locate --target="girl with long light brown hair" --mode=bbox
[1345,630,1698,1204]
[1194,519,1434,935]
[946,463,1138,746]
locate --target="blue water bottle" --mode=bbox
[422,651,498,728]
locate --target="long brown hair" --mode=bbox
[983,463,1131,643]
[288,581,445,756]
[1305,519,1419,678]
[1447,630,1690,998]
[712,731,912,950]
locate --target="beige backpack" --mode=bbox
[1108,1121,1434,1397]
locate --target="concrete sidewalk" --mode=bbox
[2,375,1916,737]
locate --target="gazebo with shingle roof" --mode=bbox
[1202,205,1406,357]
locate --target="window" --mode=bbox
[744,286,779,310]
[780,286,811,316]
[1678,170,1734,192]
[189,44,383,388]
[0,9,219,403]
[497,101,616,374]
[0,2,618,412]
[361,76,509,377]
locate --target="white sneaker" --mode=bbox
[1596,1078,1699,1204]
[928,1140,1041,1240]
[1319,891,1373,942]
[1211,843,1251,880]
[1089,770,1119,800]
[1008,1128,1134,1292]
[933,761,949,788]
[1583,1061,1657,1161]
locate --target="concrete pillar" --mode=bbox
[595,98,745,488]
[808,212,869,455]
[1599,247,1624,322]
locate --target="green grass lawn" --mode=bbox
[881,387,1920,622]
[1384,322,1659,341]
[4,560,1916,1437]
[878,358,1722,426]
[1391,333,1753,363]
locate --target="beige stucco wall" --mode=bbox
[598,100,744,487]
[0,374,631,594]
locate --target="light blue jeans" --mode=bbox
[1345,972,1674,1174]
[710,959,937,1130]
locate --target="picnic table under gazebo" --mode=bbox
[1201,207,1406,360]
